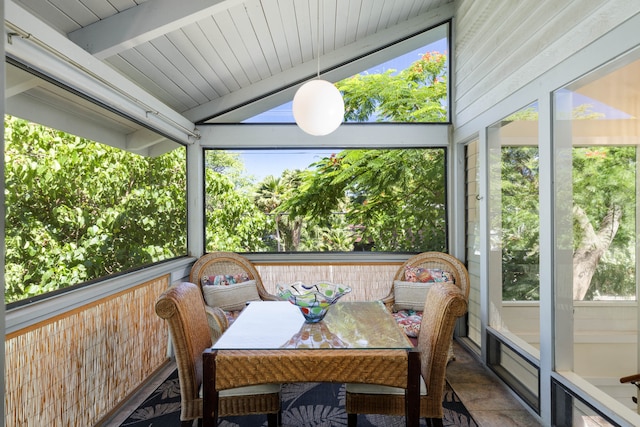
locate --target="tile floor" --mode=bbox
[447,340,543,426]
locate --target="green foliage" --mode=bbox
[204,151,270,252]
[4,116,187,304]
[500,147,541,300]
[279,149,447,252]
[573,146,636,298]
[500,144,637,300]
[252,171,305,252]
[337,52,448,122]
[6,49,452,303]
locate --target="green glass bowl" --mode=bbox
[276,281,352,323]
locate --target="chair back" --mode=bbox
[155,281,212,421]
[393,251,470,300]
[417,282,468,416]
[189,251,276,301]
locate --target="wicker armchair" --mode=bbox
[381,251,470,310]
[155,282,281,427]
[189,252,278,341]
[381,252,470,362]
[346,282,468,427]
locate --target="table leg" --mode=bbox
[202,348,219,427]
[406,349,421,427]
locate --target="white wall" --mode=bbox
[453,0,640,136]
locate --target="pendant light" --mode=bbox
[292,0,344,136]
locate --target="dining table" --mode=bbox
[202,300,421,427]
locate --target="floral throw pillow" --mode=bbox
[404,266,454,283]
[201,273,250,287]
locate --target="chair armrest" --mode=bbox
[620,373,640,384]
[204,305,229,343]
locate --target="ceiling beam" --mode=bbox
[5,72,40,98]
[197,123,450,148]
[6,0,197,145]
[126,128,169,151]
[6,92,130,151]
[68,0,244,60]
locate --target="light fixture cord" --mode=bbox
[316,0,321,78]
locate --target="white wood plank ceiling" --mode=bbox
[10,0,454,126]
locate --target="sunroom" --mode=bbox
[3,1,640,426]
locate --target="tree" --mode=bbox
[277,53,450,252]
[499,104,636,301]
[499,143,636,301]
[254,172,304,252]
[500,146,541,301]
[4,116,187,303]
[337,51,447,122]
[571,146,636,299]
[203,150,269,253]
[280,149,446,252]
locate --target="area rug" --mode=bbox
[120,369,478,426]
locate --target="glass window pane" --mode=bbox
[488,103,541,358]
[204,148,447,253]
[245,24,449,124]
[553,49,640,421]
[4,116,187,305]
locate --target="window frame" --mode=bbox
[197,122,452,262]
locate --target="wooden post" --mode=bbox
[202,348,219,427]
[406,349,421,427]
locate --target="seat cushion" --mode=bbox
[199,383,281,398]
[346,375,427,395]
[224,309,242,326]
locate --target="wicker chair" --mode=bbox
[381,252,470,310]
[189,251,278,342]
[381,252,470,359]
[346,282,468,427]
[155,281,281,427]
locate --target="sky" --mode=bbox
[235,37,448,181]
[231,148,338,182]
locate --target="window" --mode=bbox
[245,24,449,124]
[204,148,447,253]
[486,104,541,410]
[553,48,639,417]
[4,115,187,305]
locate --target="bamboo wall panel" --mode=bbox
[255,263,402,302]
[4,276,170,427]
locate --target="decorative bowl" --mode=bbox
[276,281,352,323]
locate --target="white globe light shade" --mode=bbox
[292,79,345,136]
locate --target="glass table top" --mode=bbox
[211,300,413,350]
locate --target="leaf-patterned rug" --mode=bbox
[120,370,478,426]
